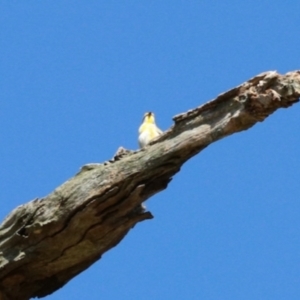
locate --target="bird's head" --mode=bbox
[143,112,155,123]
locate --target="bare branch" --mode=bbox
[0,71,299,300]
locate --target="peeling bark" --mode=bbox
[0,71,299,300]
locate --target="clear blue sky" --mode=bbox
[1,2,300,299]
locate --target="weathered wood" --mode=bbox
[0,71,299,300]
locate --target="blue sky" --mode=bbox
[1,1,300,299]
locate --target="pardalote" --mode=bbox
[138,112,163,148]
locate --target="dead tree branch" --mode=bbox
[0,71,299,300]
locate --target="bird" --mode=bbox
[138,112,163,148]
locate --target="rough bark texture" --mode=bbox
[0,71,299,300]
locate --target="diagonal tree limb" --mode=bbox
[0,70,299,300]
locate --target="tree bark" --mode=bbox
[0,71,299,300]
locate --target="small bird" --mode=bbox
[138,112,163,148]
